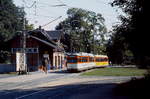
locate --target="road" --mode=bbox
[0,70,133,99]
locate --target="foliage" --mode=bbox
[0,50,10,63]
[0,0,26,63]
[106,31,127,64]
[26,24,34,31]
[0,0,25,42]
[107,0,148,67]
[56,8,107,54]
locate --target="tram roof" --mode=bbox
[67,52,108,57]
[67,52,94,56]
[94,55,108,57]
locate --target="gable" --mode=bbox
[46,30,63,40]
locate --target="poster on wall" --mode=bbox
[16,52,26,71]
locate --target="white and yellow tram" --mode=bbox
[67,53,109,72]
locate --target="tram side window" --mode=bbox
[81,57,88,62]
[89,57,94,62]
[96,58,103,62]
[95,57,108,62]
[103,58,108,62]
[101,58,106,62]
[101,58,104,62]
[67,58,77,63]
[101,58,108,62]
[78,58,82,62]
[96,58,100,62]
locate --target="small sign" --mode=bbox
[43,54,49,58]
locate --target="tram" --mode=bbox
[67,52,109,72]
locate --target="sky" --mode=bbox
[13,0,122,31]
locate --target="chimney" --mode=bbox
[39,26,42,30]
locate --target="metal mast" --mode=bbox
[22,0,27,74]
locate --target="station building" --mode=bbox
[10,28,66,71]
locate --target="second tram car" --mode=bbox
[95,55,109,67]
[67,52,109,72]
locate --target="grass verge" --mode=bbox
[81,67,147,76]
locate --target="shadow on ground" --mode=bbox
[49,70,82,74]
[0,82,133,99]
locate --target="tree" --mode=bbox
[0,0,25,42]
[108,0,148,67]
[0,0,25,63]
[26,24,34,31]
[56,8,107,54]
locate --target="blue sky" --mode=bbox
[13,0,121,31]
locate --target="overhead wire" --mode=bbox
[36,2,69,7]
[41,16,62,28]
[22,0,36,8]
[27,13,55,18]
[21,0,69,29]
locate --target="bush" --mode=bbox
[0,51,11,63]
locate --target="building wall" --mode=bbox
[11,37,39,71]
[11,35,65,71]
[53,52,65,69]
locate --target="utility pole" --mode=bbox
[23,12,27,74]
[19,0,37,74]
[21,0,27,74]
[93,32,95,54]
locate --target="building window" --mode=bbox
[11,48,38,53]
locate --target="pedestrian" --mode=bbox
[41,58,48,74]
[47,58,51,72]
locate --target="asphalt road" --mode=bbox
[0,70,133,99]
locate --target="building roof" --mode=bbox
[28,29,64,51]
[30,35,57,49]
[46,30,63,40]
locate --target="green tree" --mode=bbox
[26,24,34,31]
[0,0,25,42]
[0,0,25,63]
[106,28,131,65]
[56,8,107,54]
[108,0,148,67]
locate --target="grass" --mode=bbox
[81,67,147,76]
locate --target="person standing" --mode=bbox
[41,58,48,74]
[47,57,51,72]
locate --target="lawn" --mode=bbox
[81,67,147,76]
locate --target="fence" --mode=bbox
[0,64,16,73]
